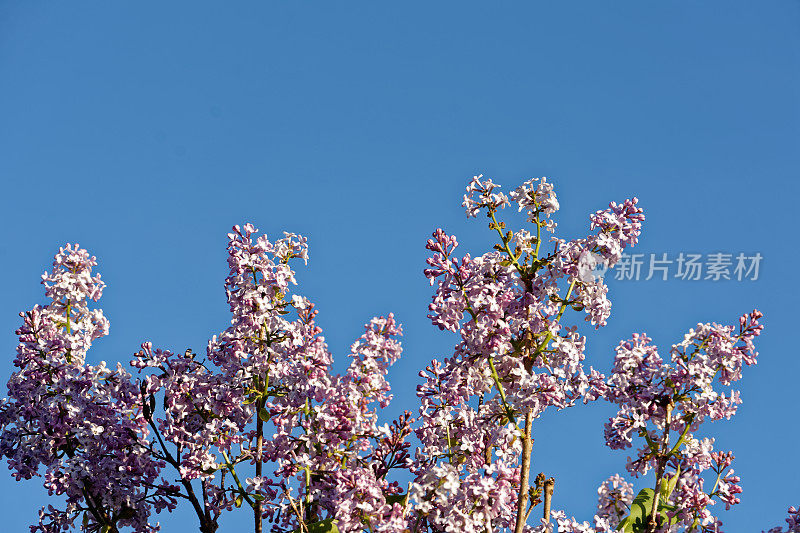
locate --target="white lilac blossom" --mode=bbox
[463,174,511,217]
[509,177,559,231]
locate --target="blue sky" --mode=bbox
[1,2,798,531]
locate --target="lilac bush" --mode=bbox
[1,176,794,533]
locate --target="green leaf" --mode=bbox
[617,487,679,533]
[660,467,681,502]
[385,493,406,506]
[292,518,340,533]
[659,502,679,527]
[234,494,243,508]
[617,488,654,533]
[258,407,271,422]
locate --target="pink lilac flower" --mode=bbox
[1,245,170,533]
[509,177,559,231]
[593,474,634,530]
[2,176,778,533]
[202,225,410,532]
[602,310,762,530]
[413,176,642,532]
[463,174,511,217]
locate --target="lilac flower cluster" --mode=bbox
[595,311,763,530]
[414,176,644,532]
[1,177,790,533]
[1,245,172,533]
[594,474,634,530]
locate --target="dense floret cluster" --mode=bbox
[0,176,789,533]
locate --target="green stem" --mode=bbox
[666,414,694,457]
[65,300,72,362]
[488,357,517,429]
[221,450,255,509]
[489,211,524,272]
[647,404,673,533]
[531,280,576,362]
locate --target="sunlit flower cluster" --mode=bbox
[0,176,785,533]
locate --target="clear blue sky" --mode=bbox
[1,2,798,531]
